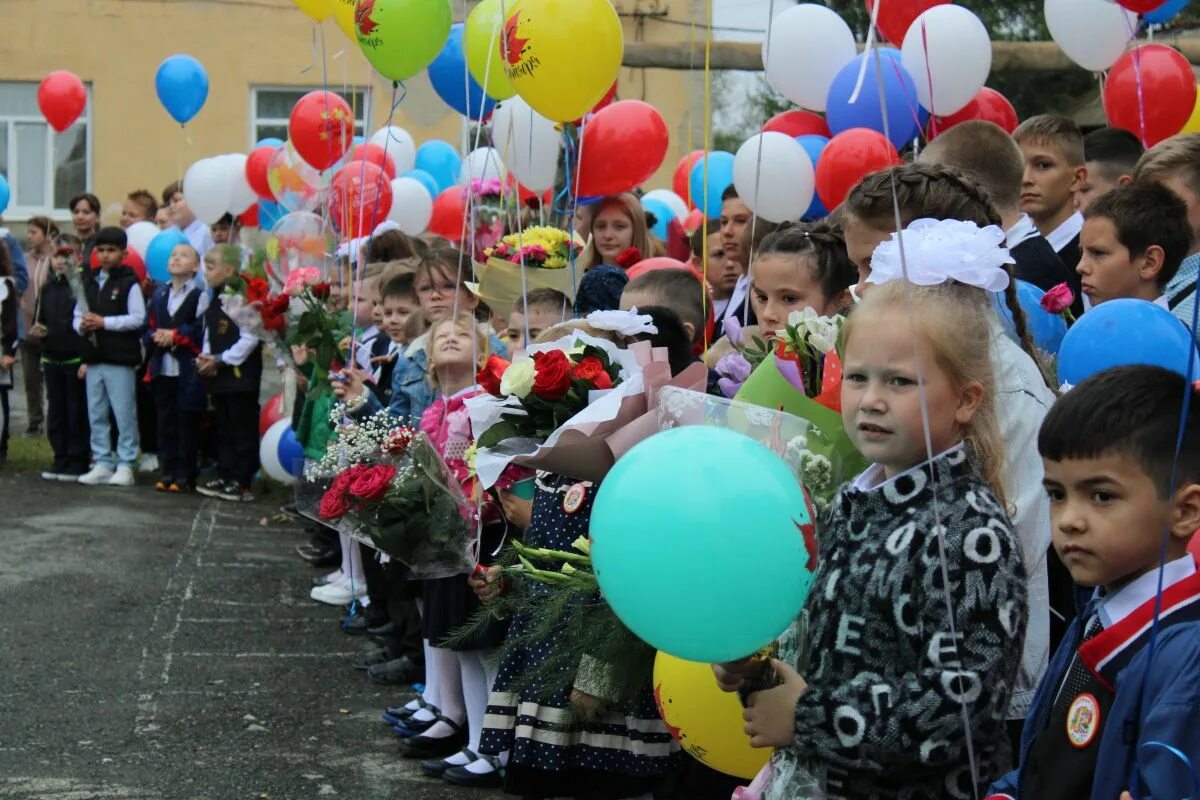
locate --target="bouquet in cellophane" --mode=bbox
[473,226,582,315]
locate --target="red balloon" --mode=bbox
[428,187,467,241]
[763,109,832,139]
[245,145,277,201]
[90,247,148,283]
[288,90,354,171]
[349,143,397,179]
[928,88,1019,138]
[625,257,701,282]
[260,392,286,437]
[673,150,706,203]
[1104,45,1197,148]
[38,71,87,133]
[238,205,260,228]
[329,160,394,239]
[865,0,950,45]
[1117,0,1163,10]
[575,100,669,196]
[815,128,901,210]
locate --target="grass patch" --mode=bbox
[6,435,54,472]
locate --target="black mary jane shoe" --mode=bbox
[398,718,466,758]
[420,748,475,777]
[442,754,504,788]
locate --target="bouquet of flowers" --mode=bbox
[486,226,581,270]
[474,225,581,316]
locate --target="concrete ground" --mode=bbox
[1,370,500,800]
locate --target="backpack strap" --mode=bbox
[1169,281,1197,311]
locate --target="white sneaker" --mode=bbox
[41,471,64,481]
[78,464,115,485]
[138,453,159,473]
[310,580,365,606]
[108,465,136,487]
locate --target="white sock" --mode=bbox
[443,749,474,767]
[464,755,497,775]
[421,639,440,709]
[459,650,490,754]
[423,647,464,739]
[402,698,422,713]
[337,534,364,589]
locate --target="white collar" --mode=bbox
[1046,211,1083,254]
[723,274,750,322]
[1097,555,1196,628]
[850,443,965,492]
[1005,214,1042,249]
[1153,294,1171,310]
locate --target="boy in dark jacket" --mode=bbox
[988,365,1200,800]
[33,237,90,479]
[75,227,145,487]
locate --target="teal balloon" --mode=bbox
[145,228,188,283]
[0,174,9,215]
[642,197,674,240]
[591,426,817,663]
[404,169,440,199]
[689,152,735,219]
[415,140,463,193]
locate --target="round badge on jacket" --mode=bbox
[1066,692,1100,748]
[563,482,587,514]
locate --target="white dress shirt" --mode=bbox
[1046,211,1083,254]
[159,284,210,377]
[72,269,147,335]
[201,292,258,367]
[1005,214,1042,250]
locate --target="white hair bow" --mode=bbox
[585,307,658,337]
[867,218,1013,293]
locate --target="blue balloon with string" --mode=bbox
[1058,298,1200,386]
[0,174,9,216]
[404,169,440,200]
[1146,0,1189,23]
[155,54,209,125]
[689,151,736,219]
[826,48,921,150]
[416,140,463,193]
[993,280,1068,356]
[642,197,675,240]
[796,135,830,219]
[145,228,189,284]
[428,24,496,121]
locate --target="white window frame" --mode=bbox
[1,81,93,221]
[247,85,372,150]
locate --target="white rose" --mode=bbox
[787,307,818,329]
[810,330,837,354]
[500,358,537,398]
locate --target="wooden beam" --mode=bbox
[622,36,1200,72]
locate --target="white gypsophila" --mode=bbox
[799,451,833,492]
[783,433,810,473]
[868,217,1013,292]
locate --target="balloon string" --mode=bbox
[849,0,883,105]
[741,0,773,326]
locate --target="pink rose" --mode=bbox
[1040,282,1075,315]
[283,266,321,297]
[348,464,396,504]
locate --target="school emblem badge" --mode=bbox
[1066,692,1099,748]
[563,482,586,515]
[217,319,230,335]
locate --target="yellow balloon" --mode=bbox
[332,0,357,40]
[1183,84,1200,134]
[466,0,517,101]
[653,652,770,780]
[293,0,333,20]
[502,0,623,123]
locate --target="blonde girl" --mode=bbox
[576,194,652,272]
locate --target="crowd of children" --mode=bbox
[1,117,1199,800]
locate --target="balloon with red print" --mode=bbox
[330,160,394,239]
[1104,45,1197,147]
[288,90,354,171]
[575,100,669,197]
[37,71,87,132]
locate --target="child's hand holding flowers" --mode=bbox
[741,659,809,748]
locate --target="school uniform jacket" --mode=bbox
[143,283,207,412]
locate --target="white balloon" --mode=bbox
[183,157,234,225]
[901,6,992,115]
[459,146,506,185]
[641,189,688,222]
[368,126,417,174]
[387,177,434,236]
[124,221,159,258]
[732,133,814,224]
[491,97,562,193]
[1045,0,1137,72]
[259,419,295,485]
[220,153,258,215]
[762,4,857,111]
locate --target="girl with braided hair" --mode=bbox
[750,222,857,333]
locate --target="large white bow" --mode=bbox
[867,218,1014,293]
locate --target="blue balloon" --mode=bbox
[256,137,284,149]
[145,229,188,284]
[1058,298,1200,386]
[415,141,463,193]
[689,151,736,219]
[403,169,440,199]
[1146,0,1189,23]
[278,425,305,478]
[826,48,921,150]
[257,199,285,231]
[642,197,675,240]
[993,281,1068,357]
[0,174,9,216]
[428,24,497,121]
[591,426,817,663]
[155,54,209,125]
[795,135,830,219]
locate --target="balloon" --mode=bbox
[367,126,416,174]
[814,128,901,210]
[1059,299,1199,385]
[795,135,831,219]
[416,140,464,193]
[348,142,396,179]
[502,0,624,122]
[689,152,736,220]
[465,0,518,100]
[762,4,857,111]
[258,199,286,232]
[265,211,337,288]
[928,87,1019,137]
[154,55,209,125]
[641,189,688,225]
[89,248,147,283]
[642,198,675,240]
[572,80,618,127]
[575,100,669,197]
[625,257,700,283]
[673,150,706,202]
[246,146,277,200]
[901,5,991,115]
[279,425,306,478]
[1117,0,1164,10]
[292,0,332,20]
[733,133,814,224]
[125,221,159,258]
[865,0,949,45]
[257,137,285,148]
[0,175,9,216]
[238,205,259,228]
[222,153,258,215]
[1182,86,1200,134]
[653,652,770,779]
[37,71,87,133]
[329,161,393,239]
[491,96,562,193]
[403,168,440,199]
[1104,45,1197,147]
[459,147,505,185]
[355,0,453,82]
[183,158,234,225]
[1146,0,1190,23]
[1045,0,1137,72]
[591,426,817,663]
[267,142,326,214]
[428,187,467,240]
[261,419,298,485]
[145,229,189,284]
[429,23,497,120]
[763,109,832,139]
[994,281,1069,357]
[387,177,435,236]
[260,392,287,437]
[288,90,353,171]
[826,49,921,150]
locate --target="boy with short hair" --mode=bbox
[211,213,237,245]
[1076,127,1143,212]
[121,189,158,228]
[162,181,214,258]
[1013,115,1088,272]
[505,287,568,359]
[987,364,1200,800]
[74,227,145,487]
[620,267,722,394]
[372,272,419,405]
[1132,132,1200,341]
[715,186,755,339]
[1078,182,1191,308]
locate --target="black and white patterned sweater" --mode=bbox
[776,445,1028,800]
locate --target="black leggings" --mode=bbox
[0,388,9,456]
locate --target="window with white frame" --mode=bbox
[250,87,370,147]
[0,81,90,217]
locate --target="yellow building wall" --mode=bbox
[0,0,707,224]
